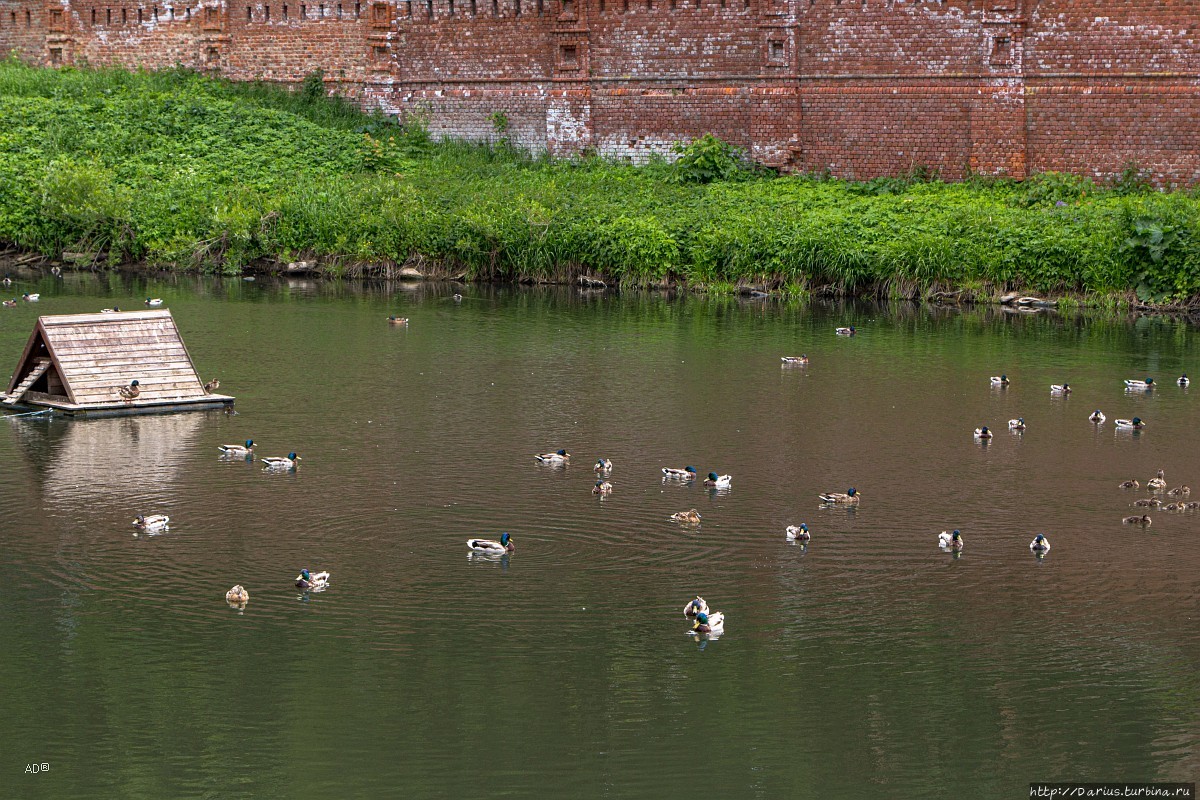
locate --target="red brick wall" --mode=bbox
[9,0,1200,184]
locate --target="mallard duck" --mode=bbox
[132,513,169,532]
[592,480,613,495]
[691,611,725,635]
[1029,534,1051,553]
[938,530,964,550]
[974,426,993,439]
[1124,377,1155,390]
[1178,374,1190,387]
[990,375,1010,386]
[535,448,570,464]
[819,488,861,505]
[703,472,732,488]
[1133,497,1160,508]
[203,378,220,393]
[1,299,16,308]
[145,298,163,306]
[452,293,463,302]
[786,523,811,542]
[671,508,702,524]
[50,266,62,277]
[295,568,330,590]
[683,596,708,618]
[100,307,121,313]
[217,439,255,457]
[1089,410,1106,423]
[261,452,300,470]
[467,533,514,553]
[662,466,698,480]
[1118,479,1140,489]
[116,380,140,401]
[22,292,39,302]
[1147,469,1166,489]
[226,585,249,604]
[1050,383,1071,395]
[1114,417,1145,430]
[835,326,856,336]
[781,355,809,365]
[594,458,613,473]
[1,276,10,285]
[1122,515,1152,526]
[1167,486,1191,497]
[387,316,408,325]
[1008,418,1026,431]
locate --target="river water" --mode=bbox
[2,273,1197,799]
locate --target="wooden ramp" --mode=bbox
[2,310,233,417]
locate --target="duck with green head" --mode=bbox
[819,488,860,505]
[262,452,300,470]
[218,439,255,458]
[467,532,515,554]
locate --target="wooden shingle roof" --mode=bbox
[6,310,214,408]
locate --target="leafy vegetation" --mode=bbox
[1,61,1199,302]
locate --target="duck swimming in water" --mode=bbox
[671,509,702,525]
[990,375,1010,386]
[132,514,170,532]
[535,448,570,464]
[1051,384,1071,395]
[662,466,698,480]
[261,452,300,470]
[835,326,856,336]
[467,533,515,554]
[703,472,732,488]
[683,596,708,618]
[1146,469,1166,490]
[820,488,860,505]
[226,585,249,605]
[1114,418,1145,430]
[218,439,254,458]
[786,524,811,542]
[1118,479,1139,489]
[974,426,993,439]
[1124,377,1155,390]
[1089,410,1106,423]
[592,480,613,496]
[145,298,163,306]
[781,355,809,365]
[295,569,330,590]
[1122,515,1152,526]
[1178,374,1190,387]
[387,316,409,325]
[1029,534,1051,553]
[1008,418,1026,431]
[691,611,725,635]
[938,530,964,550]
[594,458,613,474]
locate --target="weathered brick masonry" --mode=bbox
[2,0,1198,182]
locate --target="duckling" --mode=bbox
[1167,486,1190,497]
[466,533,514,554]
[1184,502,1200,511]
[1161,502,1185,512]
[1133,497,1160,508]
[99,307,121,313]
[22,292,39,302]
[671,509,702,525]
[1122,515,1152,526]
[592,480,613,496]
[835,326,856,336]
[691,611,725,635]
[974,426,993,439]
[145,298,163,306]
[990,375,1010,386]
[819,488,861,505]
[1089,410,1106,423]
[786,523,811,542]
[937,530,964,550]
[295,568,331,590]
[1008,418,1026,431]
[683,596,709,618]
[781,355,809,365]
[225,585,249,604]
[132,514,170,532]
[1178,374,1190,387]
[534,448,570,464]
[387,316,409,325]
[703,472,732,488]
[1147,469,1166,490]
[1118,479,1140,489]
[662,466,698,480]
[594,458,613,474]
[1050,383,1071,395]
[203,378,220,394]
[1029,534,1051,553]
[2,299,17,308]
[1114,417,1146,430]
[1124,377,1155,390]
[261,452,300,470]
[116,380,140,402]
[217,439,255,458]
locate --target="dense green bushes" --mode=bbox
[2,61,1199,301]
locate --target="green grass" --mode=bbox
[2,60,1200,303]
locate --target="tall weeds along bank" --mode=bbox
[2,62,1199,303]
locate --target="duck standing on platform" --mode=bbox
[203,378,220,393]
[117,380,140,402]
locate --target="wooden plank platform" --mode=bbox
[0,390,235,418]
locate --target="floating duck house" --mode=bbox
[2,310,233,417]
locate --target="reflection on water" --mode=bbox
[1,275,1198,798]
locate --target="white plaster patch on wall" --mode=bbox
[546,96,591,151]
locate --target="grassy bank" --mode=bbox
[2,61,1200,305]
